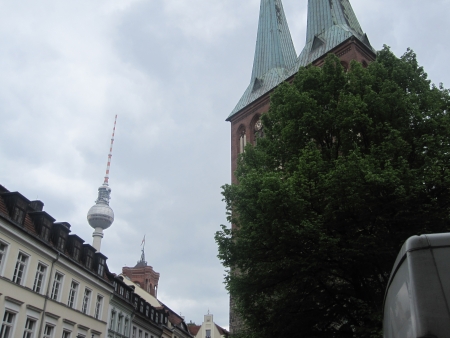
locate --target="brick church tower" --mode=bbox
[227,0,376,334]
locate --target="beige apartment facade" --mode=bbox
[0,187,112,338]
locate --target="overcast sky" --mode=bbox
[1,0,449,329]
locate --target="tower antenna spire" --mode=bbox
[87,115,118,252]
[104,114,117,186]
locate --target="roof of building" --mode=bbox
[186,321,229,337]
[229,0,296,119]
[296,0,374,67]
[187,324,200,336]
[215,323,229,336]
[228,0,375,120]
[120,273,162,308]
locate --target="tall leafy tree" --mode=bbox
[216,47,450,338]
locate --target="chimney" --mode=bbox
[30,200,44,212]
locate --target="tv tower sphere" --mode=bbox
[87,185,114,230]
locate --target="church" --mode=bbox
[227,0,376,334]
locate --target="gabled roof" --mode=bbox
[295,0,375,68]
[228,0,296,119]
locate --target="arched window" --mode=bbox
[238,127,247,153]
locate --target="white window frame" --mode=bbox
[32,263,47,294]
[124,318,129,335]
[117,314,123,333]
[61,330,71,338]
[42,324,54,338]
[22,317,36,338]
[94,295,103,320]
[0,240,8,276]
[67,281,79,309]
[50,272,64,301]
[109,311,115,330]
[81,288,91,315]
[0,310,16,338]
[12,252,29,285]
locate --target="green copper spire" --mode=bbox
[228,0,296,119]
[296,0,374,67]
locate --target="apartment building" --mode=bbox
[0,185,112,338]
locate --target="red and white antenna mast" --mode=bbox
[103,115,117,186]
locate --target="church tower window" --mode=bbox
[239,129,247,153]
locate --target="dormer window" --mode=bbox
[41,225,50,241]
[57,232,67,251]
[12,206,25,224]
[73,241,81,261]
[97,257,105,276]
[85,250,94,269]
[2,192,29,226]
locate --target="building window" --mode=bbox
[97,258,105,276]
[125,290,129,299]
[117,315,123,333]
[22,318,36,338]
[85,251,93,269]
[124,318,129,335]
[57,233,66,252]
[132,327,136,338]
[61,330,71,338]
[145,334,148,338]
[32,263,47,294]
[206,329,211,338]
[41,226,50,241]
[12,205,26,224]
[151,309,154,321]
[67,281,79,308]
[43,325,54,338]
[140,302,144,313]
[239,129,247,153]
[72,242,81,261]
[12,252,28,285]
[119,286,124,296]
[109,311,115,330]
[94,295,103,319]
[81,289,91,314]
[138,330,142,338]
[145,305,149,317]
[0,241,8,275]
[0,311,16,338]
[50,272,63,301]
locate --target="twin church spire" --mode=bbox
[229,0,374,119]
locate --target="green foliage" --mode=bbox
[216,47,450,338]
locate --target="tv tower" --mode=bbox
[87,115,117,252]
